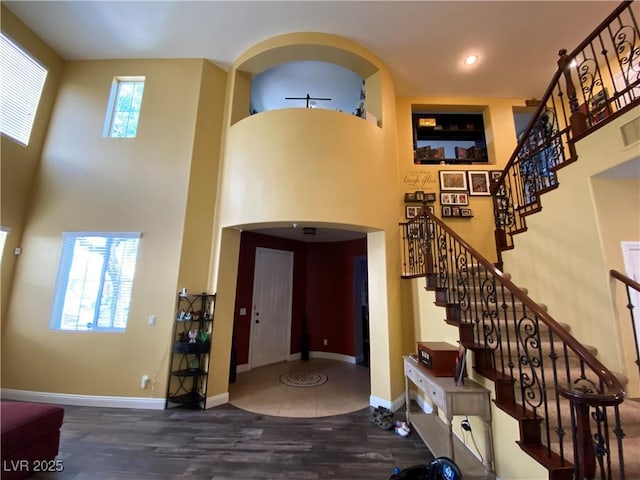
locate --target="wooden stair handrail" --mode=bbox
[490,0,635,195]
[611,269,640,292]
[412,206,626,403]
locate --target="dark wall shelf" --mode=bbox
[412,111,488,164]
[165,292,216,410]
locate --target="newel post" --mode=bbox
[557,49,588,137]
[573,401,597,480]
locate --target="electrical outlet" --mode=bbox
[141,375,149,389]
[148,315,156,326]
[323,338,328,346]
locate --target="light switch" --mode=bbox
[240,308,247,316]
[148,315,156,326]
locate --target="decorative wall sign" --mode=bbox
[403,171,437,189]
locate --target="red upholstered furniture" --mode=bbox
[1,402,64,480]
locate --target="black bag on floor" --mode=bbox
[389,456,462,480]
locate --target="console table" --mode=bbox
[403,355,495,478]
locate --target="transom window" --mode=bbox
[104,77,145,138]
[50,232,141,332]
[0,33,48,146]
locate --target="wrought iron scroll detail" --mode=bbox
[517,315,545,413]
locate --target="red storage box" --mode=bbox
[416,341,459,377]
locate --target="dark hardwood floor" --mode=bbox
[30,403,433,479]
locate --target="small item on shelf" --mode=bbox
[429,147,445,160]
[416,341,459,377]
[454,344,467,386]
[189,358,200,371]
[455,146,468,159]
[188,329,198,343]
[414,146,431,162]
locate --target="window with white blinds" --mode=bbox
[50,232,141,332]
[0,33,48,146]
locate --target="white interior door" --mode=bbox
[249,247,293,368]
[622,241,640,351]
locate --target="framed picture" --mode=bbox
[490,170,502,184]
[424,192,436,202]
[439,170,468,191]
[415,191,425,201]
[404,192,416,202]
[405,205,420,219]
[468,171,491,196]
[454,344,467,386]
[440,192,469,206]
[460,208,472,217]
[407,223,422,239]
[442,206,452,217]
[426,205,434,214]
[451,206,461,217]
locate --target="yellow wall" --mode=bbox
[1,57,225,399]
[593,176,640,396]
[1,6,63,324]
[208,32,410,404]
[501,108,640,395]
[176,61,227,291]
[395,97,523,262]
[1,16,632,479]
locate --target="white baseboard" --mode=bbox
[308,351,357,363]
[1,388,165,410]
[239,351,358,373]
[369,392,405,412]
[412,391,433,414]
[236,363,251,373]
[205,392,229,409]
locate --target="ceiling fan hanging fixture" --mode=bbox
[284,93,332,108]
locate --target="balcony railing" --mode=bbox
[492,1,640,262]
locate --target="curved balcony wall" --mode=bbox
[210,33,404,404]
[220,107,391,230]
[218,32,398,231]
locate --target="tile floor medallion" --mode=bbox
[229,358,371,418]
[279,370,328,387]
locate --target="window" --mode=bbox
[0,33,48,146]
[50,232,141,332]
[0,227,9,260]
[104,77,145,138]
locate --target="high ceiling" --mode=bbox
[4,1,619,99]
[2,0,625,243]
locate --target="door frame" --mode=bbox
[621,241,640,353]
[248,247,294,369]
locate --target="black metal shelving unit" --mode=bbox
[165,292,216,410]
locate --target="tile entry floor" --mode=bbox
[229,358,371,418]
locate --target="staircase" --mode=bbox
[399,3,640,479]
[401,214,639,479]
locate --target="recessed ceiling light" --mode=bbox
[465,55,478,65]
